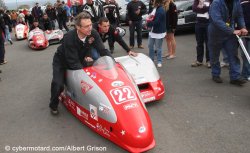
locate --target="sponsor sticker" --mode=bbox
[143,96,156,103]
[85,120,96,129]
[99,103,111,114]
[111,81,124,87]
[80,80,93,94]
[89,104,98,121]
[76,106,88,120]
[123,103,138,110]
[96,123,110,137]
[67,98,76,110]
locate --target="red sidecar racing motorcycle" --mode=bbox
[60,54,165,152]
[15,23,29,40]
[28,28,49,50]
[45,29,64,45]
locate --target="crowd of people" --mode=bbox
[0,0,249,113]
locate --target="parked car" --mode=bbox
[142,0,196,34]
[175,0,196,31]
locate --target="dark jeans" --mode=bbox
[0,34,5,63]
[58,17,69,31]
[208,34,241,80]
[195,23,209,62]
[129,20,142,47]
[49,53,65,110]
[108,36,115,50]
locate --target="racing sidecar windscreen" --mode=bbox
[91,56,118,80]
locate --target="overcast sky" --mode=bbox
[4,0,58,10]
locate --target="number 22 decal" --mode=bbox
[110,86,137,104]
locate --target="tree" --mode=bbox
[0,0,7,10]
[17,5,30,10]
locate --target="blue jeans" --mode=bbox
[4,25,11,41]
[148,36,164,64]
[195,23,209,62]
[241,37,250,79]
[129,20,142,47]
[208,34,241,80]
[221,48,229,63]
[91,48,100,61]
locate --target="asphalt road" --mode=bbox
[1,27,250,153]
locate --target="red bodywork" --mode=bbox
[28,29,49,50]
[60,62,156,152]
[15,24,29,40]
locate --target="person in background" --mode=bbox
[56,2,69,31]
[163,0,177,60]
[17,10,25,23]
[46,4,57,30]
[240,0,250,80]
[147,0,166,67]
[103,0,120,27]
[71,2,79,17]
[208,0,248,85]
[127,0,147,49]
[82,0,105,23]
[29,19,44,31]
[32,2,43,20]
[62,1,72,25]
[39,13,52,31]
[93,17,137,55]
[3,10,13,45]
[25,11,34,28]
[0,8,7,65]
[191,0,212,67]
[10,10,17,27]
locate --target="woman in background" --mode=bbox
[163,0,177,59]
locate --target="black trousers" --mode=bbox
[195,23,209,63]
[129,20,142,47]
[49,53,65,110]
[0,34,5,63]
[58,16,69,31]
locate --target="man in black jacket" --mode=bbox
[25,11,34,28]
[103,0,120,26]
[49,12,110,115]
[127,0,147,49]
[93,17,137,55]
[82,0,105,23]
[39,14,52,31]
[46,5,57,30]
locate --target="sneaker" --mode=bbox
[9,40,13,45]
[248,77,250,81]
[50,108,59,115]
[220,62,229,68]
[191,61,203,67]
[129,46,134,49]
[230,77,247,86]
[212,76,223,83]
[0,60,7,65]
[206,61,211,68]
[138,45,144,49]
[157,63,162,67]
[167,55,176,60]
